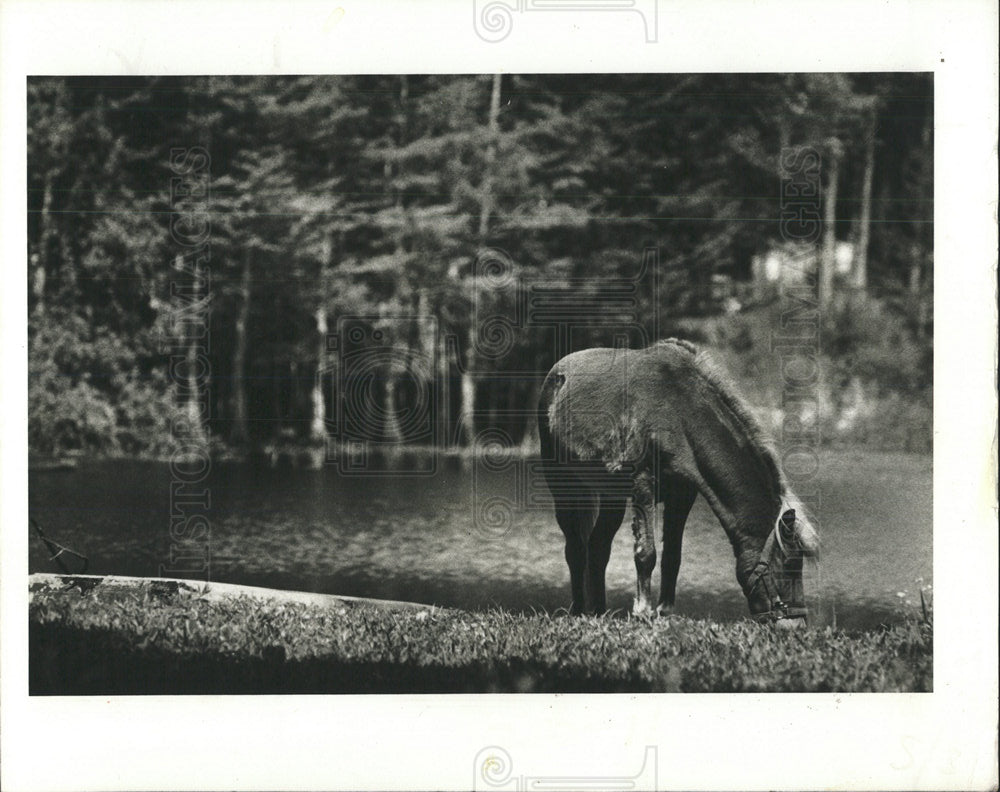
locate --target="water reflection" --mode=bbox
[29,450,931,631]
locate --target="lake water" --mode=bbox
[29,450,932,631]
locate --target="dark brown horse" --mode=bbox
[537,339,819,624]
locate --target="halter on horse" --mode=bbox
[746,509,812,623]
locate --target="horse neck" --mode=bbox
[680,407,783,548]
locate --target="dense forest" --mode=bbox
[27,74,933,459]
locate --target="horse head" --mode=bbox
[746,507,820,628]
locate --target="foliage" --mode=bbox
[27,75,934,457]
[29,312,180,456]
[822,294,929,395]
[30,581,931,694]
[682,293,932,451]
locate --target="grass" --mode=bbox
[29,580,932,694]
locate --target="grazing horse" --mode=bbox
[537,339,819,624]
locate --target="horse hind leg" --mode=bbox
[657,478,698,616]
[631,471,657,616]
[586,494,626,615]
[554,490,599,615]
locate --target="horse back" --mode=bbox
[538,342,698,474]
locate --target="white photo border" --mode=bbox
[2,1,997,790]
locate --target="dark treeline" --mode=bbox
[28,74,932,457]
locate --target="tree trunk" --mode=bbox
[230,247,252,444]
[311,304,328,442]
[177,253,209,449]
[438,324,452,448]
[391,75,410,234]
[909,242,929,341]
[461,73,503,446]
[32,173,56,314]
[450,336,466,450]
[478,73,502,239]
[909,242,922,296]
[30,253,47,316]
[912,109,933,336]
[416,288,435,363]
[819,138,842,309]
[380,75,410,446]
[521,376,541,452]
[459,361,476,447]
[852,105,876,291]
[310,231,335,443]
[383,363,404,443]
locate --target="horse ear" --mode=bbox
[779,509,796,542]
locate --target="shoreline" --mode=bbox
[29,573,932,695]
[28,443,933,468]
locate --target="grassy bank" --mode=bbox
[29,578,931,694]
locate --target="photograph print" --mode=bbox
[26,73,934,695]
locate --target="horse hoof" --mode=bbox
[655,603,674,618]
[632,599,655,618]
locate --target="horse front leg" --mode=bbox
[631,472,657,616]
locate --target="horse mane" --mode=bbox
[655,337,699,356]
[657,338,820,552]
[656,338,786,496]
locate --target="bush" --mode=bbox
[681,294,932,452]
[832,392,933,452]
[822,293,930,396]
[29,312,181,457]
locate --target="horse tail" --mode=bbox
[536,368,565,459]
